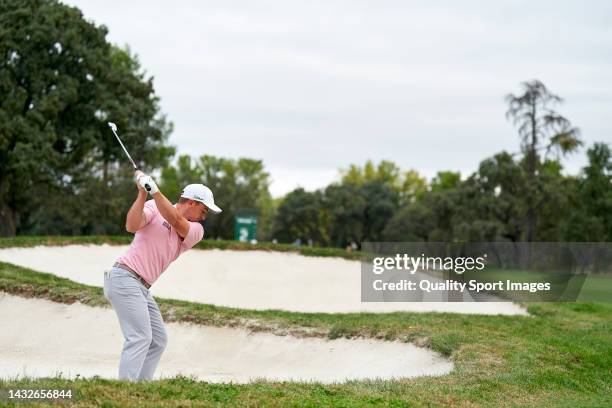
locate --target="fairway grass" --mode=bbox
[463,268,612,302]
[0,261,611,407]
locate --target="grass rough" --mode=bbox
[0,260,611,406]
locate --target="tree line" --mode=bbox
[274,142,611,247]
[270,81,610,246]
[1,1,610,243]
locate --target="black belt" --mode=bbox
[113,262,151,289]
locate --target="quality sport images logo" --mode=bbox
[361,242,611,303]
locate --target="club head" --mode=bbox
[107,122,117,132]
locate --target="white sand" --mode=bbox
[0,245,527,315]
[0,293,453,383]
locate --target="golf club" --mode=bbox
[107,122,152,192]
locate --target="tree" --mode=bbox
[430,171,461,193]
[360,180,399,242]
[382,202,435,241]
[530,159,571,241]
[319,180,399,247]
[0,0,173,236]
[200,156,273,240]
[158,155,203,202]
[455,152,526,242]
[400,169,427,204]
[382,185,460,243]
[272,188,327,245]
[341,160,426,205]
[322,183,364,247]
[562,143,612,241]
[453,151,572,242]
[159,155,273,240]
[505,80,581,241]
[341,160,401,187]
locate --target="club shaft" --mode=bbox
[110,128,138,170]
[109,124,151,191]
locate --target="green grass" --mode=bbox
[1,261,611,406]
[0,235,362,261]
[463,268,612,302]
[577,275,612,302]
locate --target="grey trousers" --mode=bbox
[103,267,167,381]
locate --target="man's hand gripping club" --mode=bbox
[133,170,190,238]
[135,170,159,194]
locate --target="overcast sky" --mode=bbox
[65,0,611,196]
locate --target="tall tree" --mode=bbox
[505,80,581,241]
[0,0,173,236]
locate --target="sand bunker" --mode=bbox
[0,293,452,383]
[0,245,527,315]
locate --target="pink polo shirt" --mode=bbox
[116,199,204,285]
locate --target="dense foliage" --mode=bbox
[0,0,173,236]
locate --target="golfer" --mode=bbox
[103,170,222,381]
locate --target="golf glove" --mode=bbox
[137,173,159,195]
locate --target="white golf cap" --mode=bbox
[180,184,222,213]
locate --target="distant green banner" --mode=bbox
[234,215,258,242]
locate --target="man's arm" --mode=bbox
[151,191,190,238]
[136,172,190,238]
[125,190,148,233]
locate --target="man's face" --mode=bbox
[187,200,208,222]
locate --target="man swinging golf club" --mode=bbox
[102,124,222,381]
[104,171,221,381]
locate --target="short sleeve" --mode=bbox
[181,221,204,249]
[142,200,157,226]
